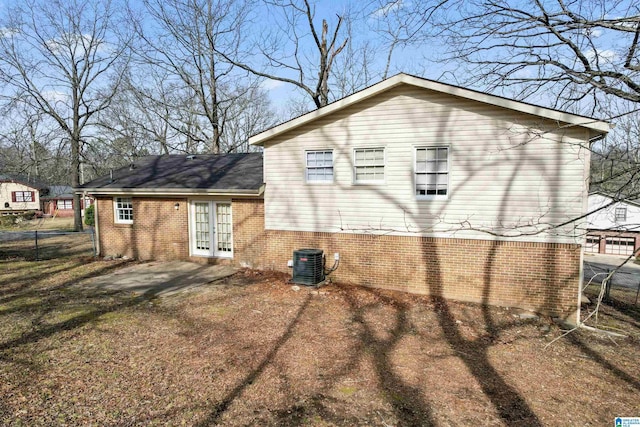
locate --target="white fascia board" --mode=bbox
[76,185,264,198]
[249,73,611,146]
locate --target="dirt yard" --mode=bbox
[0,235,639,426]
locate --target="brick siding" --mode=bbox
[257,229,580,317]
[97,197,580,317]
[97,196,189,261]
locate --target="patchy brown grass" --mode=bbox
[0,244,639,425]
[0,216,75,231]
[0,230,94,260]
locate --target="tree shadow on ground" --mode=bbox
[194,294,313,426]
[567,334,640,392]
[341,287,435,426]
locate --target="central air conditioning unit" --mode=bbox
[292,249,324,285]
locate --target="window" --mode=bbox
[12,191,34,202]
[57,200,73,210]
[114,197,133,224]
[306,150,333,182]
[415,147,449,198]
[615,207,627,222]
[354,148,385,183]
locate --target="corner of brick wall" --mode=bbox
[232,198,267,268]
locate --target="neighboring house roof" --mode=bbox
[249,73,611,146]
[41,185,74,200]
[0,173,48,190]
[77,153,264,196]
[588,191,640,208]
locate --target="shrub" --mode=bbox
[84,204,95,226]
[21,211,36,221]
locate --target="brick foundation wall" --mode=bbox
[252,229,581,317]
[96,197,580,316]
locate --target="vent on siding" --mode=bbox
[292,249,324,285]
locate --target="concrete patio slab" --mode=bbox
[86,261,238,296]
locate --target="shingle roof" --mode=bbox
[77,153,264,195]
[0,173,48,189]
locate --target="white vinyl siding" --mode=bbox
[306,150,333,183]
[114,197,133,224]
[587,194,640,231]
[263,85,591,244]
[353,148,385,183]
[0,182,40,211]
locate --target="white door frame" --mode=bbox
[188,199,233,258]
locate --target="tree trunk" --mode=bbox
[71,134,83,232]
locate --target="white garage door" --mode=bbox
[585,236,600,253]
[604,237,635,256]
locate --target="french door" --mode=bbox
[190,201,233,257]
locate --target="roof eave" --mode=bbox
[75,185,265,197]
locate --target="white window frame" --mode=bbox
[188,200,233,258]
[415,146,449,200]
[615,207,627,222]
[57,199,73,210]
[305,149,334,183]
[15,191,33,202]
[353,147,385,184]
[113,197,133,224]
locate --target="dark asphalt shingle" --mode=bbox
[78,153,263,191]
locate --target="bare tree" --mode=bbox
[366,0,448,79]
[220,0,348,108]
[0,0,131,231]
[134,0,261,154]
[433,0,640,109]
[220,85,278,152]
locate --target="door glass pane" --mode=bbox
[195,202,210,251]
[216,203,232,253]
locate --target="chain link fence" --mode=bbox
[0,228,96,260]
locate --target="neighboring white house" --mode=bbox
[0,175,43,214]
[585,192,640,256]
[250,73,610,320]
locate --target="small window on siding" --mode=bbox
[12,191,34,202]
[615,207,627,222]
[415,147,448,198]
[354,148,385,183]
[114,197,133,224]
[306,150,333,183]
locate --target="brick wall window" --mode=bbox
[353,148,385,183]
[57,200,73,209]
[415,147,448,199]
[615,207,627,222]
[114,197,133,224]
[306,150,333,183]
[12,191,34,202]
